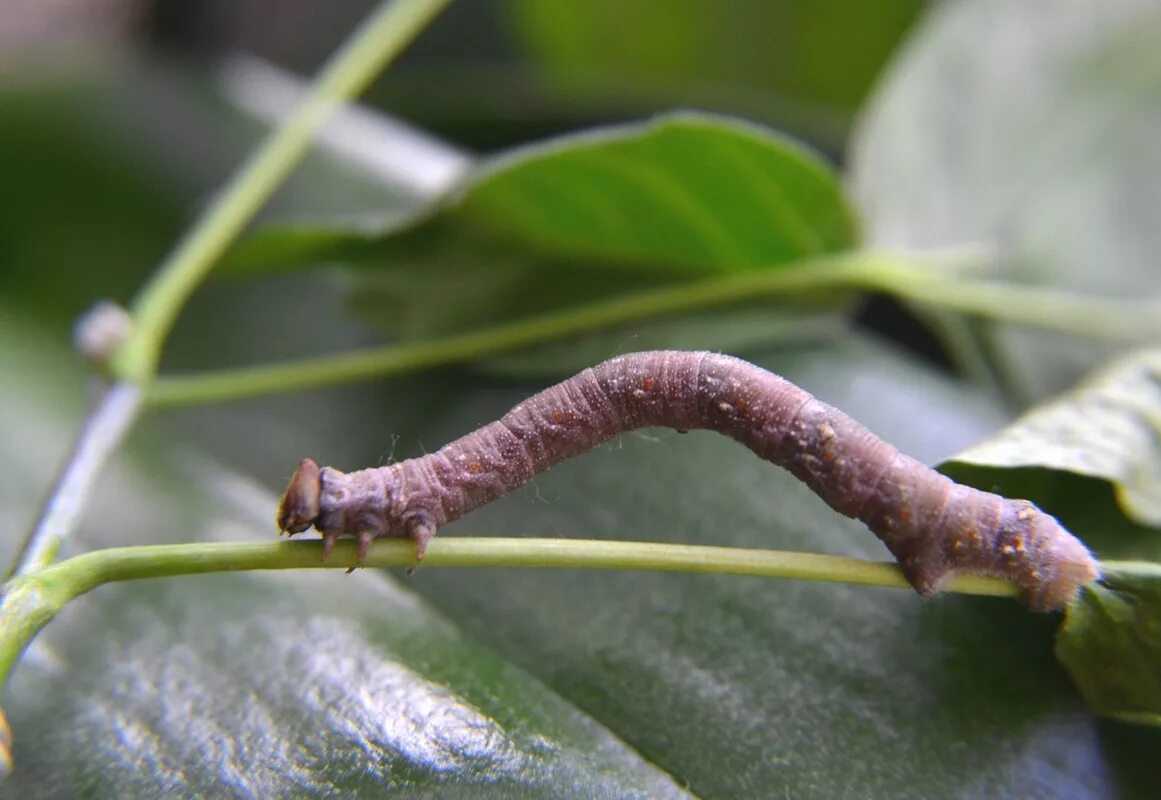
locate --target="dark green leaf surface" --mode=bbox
[850,0,1161,398]
[946,350,1161,528]
[390,338,1160,798]
[6,307,1160,796]
[0,309,690,800]
[8,578,690,799]
[1058,562,1161,725]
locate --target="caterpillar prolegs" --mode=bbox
[277,351,1099,611]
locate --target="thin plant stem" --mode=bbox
[5,384,144,579]
[148,255,1161,407]
[111,0,455,383]
[895,275,1161,341]
[144,255,870,406]
[0,537,1022,686]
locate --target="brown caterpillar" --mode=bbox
[278,351,1099,611]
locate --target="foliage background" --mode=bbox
[2,0,1159,797]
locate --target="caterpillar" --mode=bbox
[277,351,1099,611]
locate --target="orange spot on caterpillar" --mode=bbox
[950,527,981,553]
[642,377,656,391]
[817,422,838,463]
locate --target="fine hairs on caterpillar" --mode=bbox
[278,351,1100,611]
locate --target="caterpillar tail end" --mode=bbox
[893,517,1101,613]
[277,458,322,535]
[1022,528,1102,613]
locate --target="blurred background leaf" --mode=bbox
[0,82,180,331]
[502,0,923,116]
[850,0,1161,400]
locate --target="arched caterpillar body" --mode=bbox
[278,351,1099,611]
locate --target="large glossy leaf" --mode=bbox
[7,306,1161,796]
[850,0,1161,398]
[397,336,1160,797]
[0,309,691,799]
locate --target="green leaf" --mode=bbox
[1057,562,1161,725]
[850,0,1161,398]
[10,579,693,798]
[225,112,858,359]
[0,308,691,799]
[390,337,1159,797]
[8,303,1161,795]
[945,349,1161,529]
[230,112,857,276]
[453,111,857,271]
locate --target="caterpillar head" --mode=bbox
[277,458,322,534]
[278,460,402,561]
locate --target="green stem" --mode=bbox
[895,274,1161,341]
[145,254,868,406]
[148,254,1161,407]
[0,537,1020,682]
[111,0,454,383]
[5,384,144,579]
